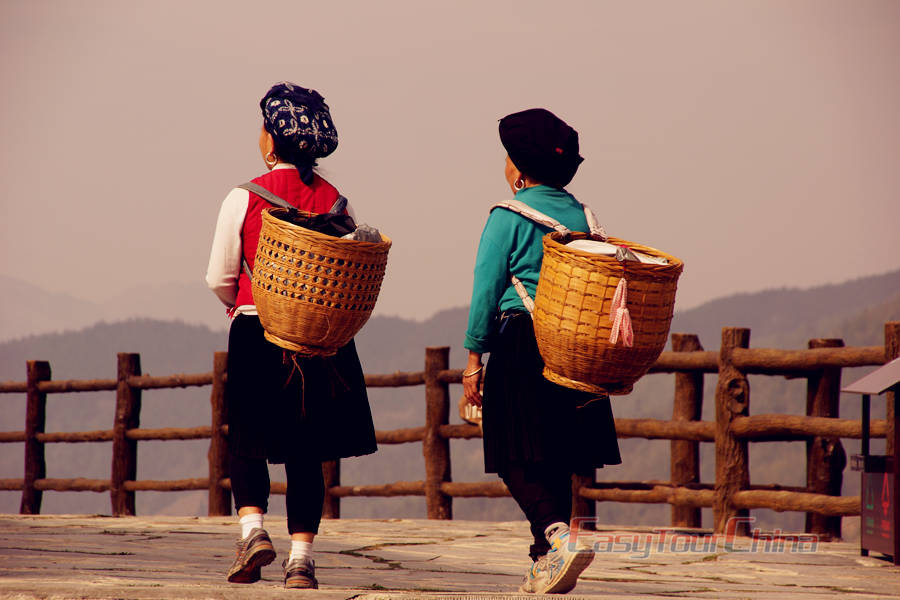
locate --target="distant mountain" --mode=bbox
[0,276,102,342]
[1,269,898,535]
[670,269,900,349]
[0,275,229,343]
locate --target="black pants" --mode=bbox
[500,463,573,562]
[229,452,325,535]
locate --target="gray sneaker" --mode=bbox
[518,523,594,594]
[226,527,276,583]
[283,556,318,589]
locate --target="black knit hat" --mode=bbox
[499,108,584,189]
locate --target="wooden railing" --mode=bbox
[1,321,897,539]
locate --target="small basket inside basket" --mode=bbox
[252,207,391,355]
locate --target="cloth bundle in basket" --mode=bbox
[252,207,391,356]
[534,232,682,395]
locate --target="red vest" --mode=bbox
[236,168,340,307]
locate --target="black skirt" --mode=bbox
[482,311,622,475]
[225,314,377,464]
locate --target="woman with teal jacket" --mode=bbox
[463,108,621,595]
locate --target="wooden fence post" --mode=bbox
[714,327,751,535]
[886,322,900,457]
[423,346,452,519]
[208,351,230,517]
[671,333,704,528]
[322,460,340,518]
[20,360,50,515]
[805,338,846,540]
[570,473,596,527]
[111,353,141,516]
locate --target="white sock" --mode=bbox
[289,540,313,563]
[239,513,264,539]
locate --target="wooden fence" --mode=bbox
[2,321,898,538]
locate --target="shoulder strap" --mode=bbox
[237,182,294,209]
[238,182,349,215]
[490,199,607,241]
[491,199,571,235]
[236,182,349,281]
[582,205,608,241]
[490,198,609,316]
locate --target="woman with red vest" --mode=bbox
[206,82,376,590]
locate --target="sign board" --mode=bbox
[863,470,895,557]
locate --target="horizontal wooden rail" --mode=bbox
[732,415,888,440]
[732,346,885,373]
[11,415,884,448]
[580,485,715,508]
[37,430,114,443]
[123,478,208,492]
[38,379,117,393]
[438,369,463,384]
[330,481,426,497]
[648,351,719,373]
[125,426,212,441]
[375,427,426,444]
[34,478,110,492]
[615,418,715,442]
[127,373,213,390]
[732,489,860,517]
[4,478,222,493]
[0,382,27,393]
[441,481,509,497]
[439,424,482,439]
[589,480,808,494]
[364,371,425,387]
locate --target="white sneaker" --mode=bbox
[518,523,594,594]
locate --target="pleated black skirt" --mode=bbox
[225,314,377,464]
[482,311,622,475]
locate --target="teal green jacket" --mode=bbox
[464,185,591,353]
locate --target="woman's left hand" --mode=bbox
[463,351,484,407]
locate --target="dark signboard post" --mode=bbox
[845,357,900,564]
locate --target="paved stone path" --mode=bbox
[1,515,898,599]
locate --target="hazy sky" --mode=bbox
[2,1,898,321]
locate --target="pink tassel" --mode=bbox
[609,278,634,347]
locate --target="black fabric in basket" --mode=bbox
[274,209,356,238]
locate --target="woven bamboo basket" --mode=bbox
[533,232,683,395]
[252,207,391,356]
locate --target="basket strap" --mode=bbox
[490,199,607,241]
[510,275,535,319]
[236,182,349,281]
[237,182,295,209]
[491,199,608,316]
[238,182,349,215]
[582,205,608,241]
[491,199,571,235]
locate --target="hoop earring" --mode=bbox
[265,152,278,168]
[514,178,525,191]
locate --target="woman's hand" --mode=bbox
[463,351,484,407]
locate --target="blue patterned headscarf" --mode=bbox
[260,82,338,185]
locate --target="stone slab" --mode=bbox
[1,515,898,599]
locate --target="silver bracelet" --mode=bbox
[462,365,484,377]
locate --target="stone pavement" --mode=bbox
[0,515,898,599]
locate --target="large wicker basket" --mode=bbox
[252,207,391,356]
[533,232,683,395]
